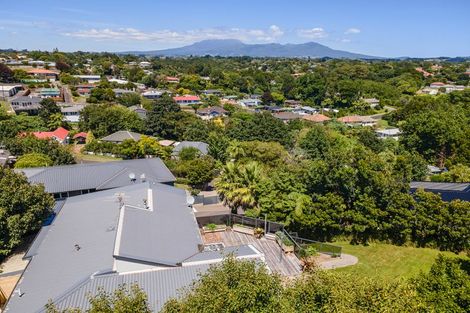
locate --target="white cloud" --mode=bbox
[345,28,361,35]
[297,27,328,39]
[340,38,351,43]
[63,25,284,43]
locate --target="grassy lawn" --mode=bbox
[334,240,462,281]
[1,100,13,113]
[375,119,389,128]
[75,154,122,163]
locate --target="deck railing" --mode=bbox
[197,213,342,257]
[228,214,285,236]
[289,234,342,257]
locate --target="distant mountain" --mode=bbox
[121,39,380,59]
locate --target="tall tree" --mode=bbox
[0,167,54,258]
[38,98,61,125]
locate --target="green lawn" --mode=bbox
[1,100,13,113]
[75,154,122,163]
[334,241,462,281]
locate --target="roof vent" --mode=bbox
[74,244,81,251]
[140,173,146,182]
[16,288,25,297]
[129,172,136,182]
[186,195,195,206]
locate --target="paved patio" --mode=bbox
[202,229,302,277]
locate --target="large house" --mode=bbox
[173,95,201,105]
[38,88,61,99]
[362,98,380,108]
[128,105,147,119]
[201,89,222,96]
[10,95,41,114]
[27,69,59,81]
[29,127,69,144]
[73,75,101,84]
[273,112,301,122]
[302,113,331,123]
[100,130,144,144]
[142,90,163,99]
[76,84,95,96]
[196,106,228,120]
[16,158,175,199]
[0,148,15,167]
[238,98,261,107]
[0,85,22,97]
[61,104,85,122]
[165,76,180,83]
[172,141,209,157]
[113,88,134,97]
[337,115,377,127]
[375,128,401,140]
[3,181,263,312]
[410,181,470,202]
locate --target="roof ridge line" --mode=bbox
[95,167,130,190]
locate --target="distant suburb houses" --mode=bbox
[419,82,467,95]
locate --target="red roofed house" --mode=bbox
[31,127,70,144]
[430,82,446,88]
[165,76,180,83]
[173,95,201,106]
[415,67,433,77]
[27,68,59,81]
[302,114,331,123]
[73,132,88,144]
[76,84,95,96]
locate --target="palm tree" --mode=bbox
[227,141,246,161]
[215,161,262,213]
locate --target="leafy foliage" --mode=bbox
[79,104,144,138]
[0,167,54,258]
[15,152,53,168]
[46,284,151,313]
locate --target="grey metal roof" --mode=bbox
[100,131,143,143]
[114,183,203,266]
[410,181,470,192]
[16,158,175,194]
[4,186,126,313]
[5,182,204,313]
[51,264,211,313]
[172,141,209,156]
[60,105,85,113]
[23,225,51,259]
[10,96,41,104]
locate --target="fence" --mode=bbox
[229,214,285,236]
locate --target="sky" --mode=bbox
[1,0,469,57]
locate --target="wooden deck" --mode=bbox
[202,230,302,277]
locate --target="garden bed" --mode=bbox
[202,224,227,234]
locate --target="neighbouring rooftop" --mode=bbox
[16,158,176,195]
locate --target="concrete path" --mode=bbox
[0,252,28,276]
[317,253,358,270]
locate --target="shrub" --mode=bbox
[205,223,217,231]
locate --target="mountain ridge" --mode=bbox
[120,39,381,59]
